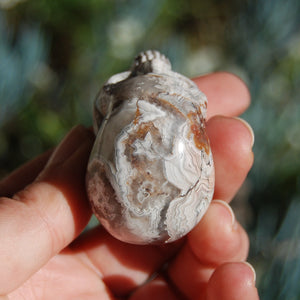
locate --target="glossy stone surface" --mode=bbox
[86,50,214,244]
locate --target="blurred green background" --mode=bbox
[1,0,300,299]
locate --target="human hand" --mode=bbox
[0,72,259,300]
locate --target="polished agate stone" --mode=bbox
[86,50,214,244]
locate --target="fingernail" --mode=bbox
[213,200,236,228]
[234,117,255,148]
[241,261,257,284]
[44,125,93,168]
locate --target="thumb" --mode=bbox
[0,125,94,295]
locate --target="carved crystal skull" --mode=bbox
[86,50,215,245]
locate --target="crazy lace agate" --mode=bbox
[86,50,215,244]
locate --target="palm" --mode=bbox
[17,249,105,299]
[18,232,181,299]
[1,73,259,300]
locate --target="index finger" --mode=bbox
[193,72,251,119]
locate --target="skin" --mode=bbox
[0,72,259,300]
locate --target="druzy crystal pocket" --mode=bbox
[86,50,215,244]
